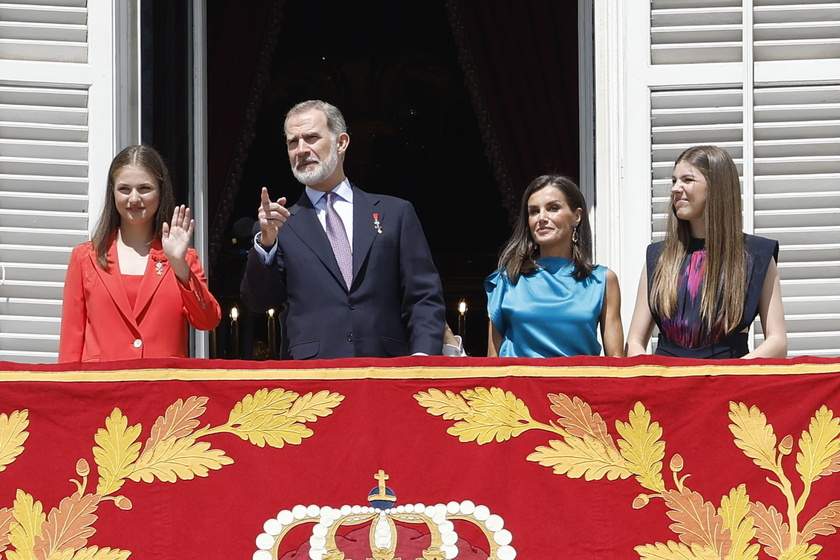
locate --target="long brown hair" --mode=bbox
[649,145,747,334]
[497,175,595,283]
[91,145,176,270]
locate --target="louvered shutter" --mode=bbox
[0,0,117,363]
[610,0,839,357]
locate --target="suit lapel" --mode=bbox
[134,239,168,318]
[91,238,140,333]
[352,188,380,286]
[285,191,348,291]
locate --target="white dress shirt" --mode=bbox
[254,179,354,264]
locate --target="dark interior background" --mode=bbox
[142,0,579,358]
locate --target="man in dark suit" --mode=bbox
[241,100,446,359]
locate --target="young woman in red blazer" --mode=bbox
[59,145,221,362]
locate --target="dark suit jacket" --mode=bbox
[241,186,445,359]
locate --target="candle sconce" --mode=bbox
[457,299,468,338]
[267,308,278,360]
[230,305,240,359]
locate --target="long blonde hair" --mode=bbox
[649,146,747,335]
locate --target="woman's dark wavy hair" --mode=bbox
[497,174,595,283]
[91,145,175,270]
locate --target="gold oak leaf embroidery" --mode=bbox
[417,387,538,444]
[634,540,722,560]
[527,434,632,481]
[223,388,299,445]
[128,436,233,483]
[217,389,344,448]
[7,489,45,560]
[797,406,840,484]
[549,393,614,444]
[529,393,630,481]
[142,396,208,455]
[92,410,141,496]
[287,390,346,423]
[33,493,100,560]
[750,501,790,558]
[451,387,536,444]
[729,403,780,476]
[662,488,730,558]
[1,507,14,554]
[0,390,343,559]
[0,410,29,473]
[53,545,130,560]
[777,543,822,560]
[230,388,299,420]
[718,484,760,560]
[234,414,308,447]
[801,500,840,543]
[419,392,840,559]
[414,389,472,421]
[616,401,666,493]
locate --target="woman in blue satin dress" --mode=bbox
[486,175,624,358]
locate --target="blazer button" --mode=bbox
[133,339,143,348]
[348,304,355,310]
[347,334,353,342]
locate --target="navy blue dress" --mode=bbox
[645,235,779,359]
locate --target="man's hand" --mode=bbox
[258,187,290,248]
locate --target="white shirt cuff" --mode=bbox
[442,335,466,357]
[253,233,278,265]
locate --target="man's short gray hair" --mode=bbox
[285,100,348,137]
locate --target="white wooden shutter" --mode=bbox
[603,0,840,357]
[0,0,119,363]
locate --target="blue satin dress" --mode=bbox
[485,258,607,357]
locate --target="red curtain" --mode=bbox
[449,0,580,211]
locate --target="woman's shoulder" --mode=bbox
[743,235,780,278]
[69,241,95,259]
[598,264,617,281]
[745,234,779,259]
[589,264,609,282]
[644,240,665,268]
[646,240,664,255]
[485,267,507,288]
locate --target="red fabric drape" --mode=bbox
[207,1,280,266]
[2,356,839,559]
[450,0,580,211]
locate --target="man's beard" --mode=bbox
[291,145,339,186]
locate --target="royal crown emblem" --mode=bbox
[254,470,517,560]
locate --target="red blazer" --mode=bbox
[59,237,221,362]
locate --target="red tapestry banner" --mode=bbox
[1,356,839,560]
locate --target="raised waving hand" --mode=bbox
[162,204,194,283]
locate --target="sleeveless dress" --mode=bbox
[645,234,779,359]
[485,257,607,357]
